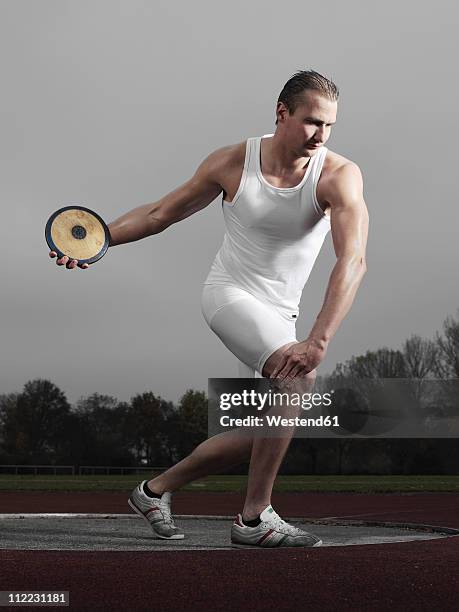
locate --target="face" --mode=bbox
[276,91,337,156]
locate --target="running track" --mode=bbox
[1,492,458,611]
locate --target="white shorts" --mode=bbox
[201,284,298,377]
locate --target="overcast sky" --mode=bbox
[1,0,458,407]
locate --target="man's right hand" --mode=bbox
[49,251,89,270]
[270,339,327,382]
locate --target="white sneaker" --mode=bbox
[128,480,184,540]
[231,505,322,548]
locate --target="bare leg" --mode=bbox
[242,342,316,520]
[147,429,253,494]
[241,433,295,520]
[147,341,313,520]
[145,344,295,494]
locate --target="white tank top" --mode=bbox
[204,134,331,317]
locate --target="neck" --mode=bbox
[263,133,312,175]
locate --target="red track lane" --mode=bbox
[1,492,459,611]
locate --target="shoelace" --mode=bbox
[142,486,175,526]
[263,514,302,536]
[157,500,174,525]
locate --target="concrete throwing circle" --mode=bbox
[1,514,458,551]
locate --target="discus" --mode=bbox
[45,205,110,265]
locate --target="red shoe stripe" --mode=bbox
[130,498,159,518]
[276,534,288,547]
[130,499,147,516]
[257,529,274,545]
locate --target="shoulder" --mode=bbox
[323,149,362,182]
[201,140,246,166]
[197,140,246,171]
[320,149,364,204]
[196,140,247,186]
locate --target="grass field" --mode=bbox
[0,474,458,493]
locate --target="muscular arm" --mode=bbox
[107,149,225,246]
[307,162,368,346]
[271,162,368,380]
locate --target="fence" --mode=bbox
[78,466,166,475]
[0,465,75,475]
[0,465,166,476]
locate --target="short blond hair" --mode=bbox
[275,69,339,125]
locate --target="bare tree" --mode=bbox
[331,348,407,379]
[402,334,439,404]
[402,334,438,378]
[435,311,459,378]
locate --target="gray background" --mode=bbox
[1,0,458,406]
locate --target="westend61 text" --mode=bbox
[219,390,333,411]
[220,415,339,428]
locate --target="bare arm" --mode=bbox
[271,162,369,380]
[108,149,225,246]
[307,162,368,346]
[50,148,226,267]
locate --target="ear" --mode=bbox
[276,101,290,123]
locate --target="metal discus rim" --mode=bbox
[45,205,111,265]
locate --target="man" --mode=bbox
[50,70,368,548]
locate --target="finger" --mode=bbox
[66,259,78,269]
[49,251,57,258]
[77,262,89,269]
[277,359,296,382]
[270,355,289,379]
[291,364,314,379]
[286,363,302,381]
[57,255,69,266]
